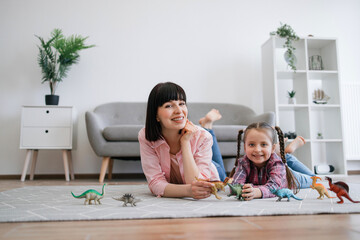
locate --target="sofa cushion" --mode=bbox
[212,125,246,141]
[103,125,144,141]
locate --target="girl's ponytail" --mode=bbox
[229,129,244,178]
[274,126,300,194]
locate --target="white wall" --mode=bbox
[1,0,359,176]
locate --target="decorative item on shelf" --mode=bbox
[313,89,330,104]
[309,55,324,70]
[314,165,335,175]
[317,132,323,139]
[284,131,297,139]
[270,22,300,71]
[308,34,314,37]
[36,28,95,105]
[287,90,296,104]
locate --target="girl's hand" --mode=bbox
[241,183,258,201]
[180,120,198,144]
[189,180,213,199]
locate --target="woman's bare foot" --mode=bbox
[285,136,306,154]
[199,109,222,129]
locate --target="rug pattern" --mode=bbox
[1,183,360,222]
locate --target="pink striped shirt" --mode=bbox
[138,127,220,197]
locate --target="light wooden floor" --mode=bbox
[1,177,360,240]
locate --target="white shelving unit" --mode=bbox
[261,36,346,176]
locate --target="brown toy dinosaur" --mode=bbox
[195,177,233,200]
[325,176,360,204]
[310,176,335,200]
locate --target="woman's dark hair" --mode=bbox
[145,82,187,141]
[229,122,300,194]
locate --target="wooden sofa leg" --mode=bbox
[99,157,110,183]
[108,159,114,180]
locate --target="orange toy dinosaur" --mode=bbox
[195,177,233,200]
[310,176,335,200]
[325,176,360,204]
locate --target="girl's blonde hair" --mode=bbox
[229,122,299,194]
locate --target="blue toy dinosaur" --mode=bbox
[270,187,302,202]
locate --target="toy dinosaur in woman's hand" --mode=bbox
[195,177,232,200]
[310,176,335,199]
[325,176,360,204]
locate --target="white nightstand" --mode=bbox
[20,106,75,181]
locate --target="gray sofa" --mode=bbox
[85,102,275,182]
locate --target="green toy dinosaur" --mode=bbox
[270,187,302,202]
[227,183,245,201]
[71,184,106,205]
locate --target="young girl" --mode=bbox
[231,122,315,200]
[138,82,226,199]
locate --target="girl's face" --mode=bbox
[244,129,276,168]
[157,100,188,132]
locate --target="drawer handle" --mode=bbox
[46,110,50,114]
[45,130,49,133]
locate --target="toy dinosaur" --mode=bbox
[310,176,335,200]
[270,187,302,202]
[325,176,360,204]
[112,193,141,207]
[71,184,106,205]
[227,183,244,201]
[195,177,232,200]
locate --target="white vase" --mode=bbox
[288,98,296,104]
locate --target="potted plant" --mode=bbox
[270,23,300,71]
[287,90,296,104]
[36,28,95,105]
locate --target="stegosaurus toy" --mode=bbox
[227,183,244,201]
[112,193,141,207]
[325,176,360,204]
[71,184,106,205]
[270,187,302,202]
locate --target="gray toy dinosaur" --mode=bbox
[112,193,141,207]
[270,187,302,202]
[227,183,245,201]
[71,184,106,205]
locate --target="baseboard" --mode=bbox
[0,173,146,180]
[348,170,360,175]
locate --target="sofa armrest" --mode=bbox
[245,111,275,126]
[85,111,107,157]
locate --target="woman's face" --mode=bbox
[157,100,188,132]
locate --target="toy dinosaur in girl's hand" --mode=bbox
[325,176,360,204]
[310,176,335,199]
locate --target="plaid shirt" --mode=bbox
[232,153,287,198]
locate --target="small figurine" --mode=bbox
[270,187,302,202]
[71,184,106,205]
[112,193,141,207]
[195,177,232,200]
[227,183,244,201]
[325,176,360,204]
[313,89,330,104]
[310,176,335,200]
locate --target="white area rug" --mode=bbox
[1,183,360,222]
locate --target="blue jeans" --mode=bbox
[286,154,315,189]
[206,129,227,181]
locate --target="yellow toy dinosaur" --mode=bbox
[195,177,232,200]
[310,176,335,200]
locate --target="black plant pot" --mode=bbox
[45,95,59,105]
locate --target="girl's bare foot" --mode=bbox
[199,109,222,129]
[285,136,306,154]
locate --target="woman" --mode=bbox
[138,82,226,199]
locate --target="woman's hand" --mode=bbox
[241,184,262,200]
[189,180,213,199]
[180,120,198,144]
